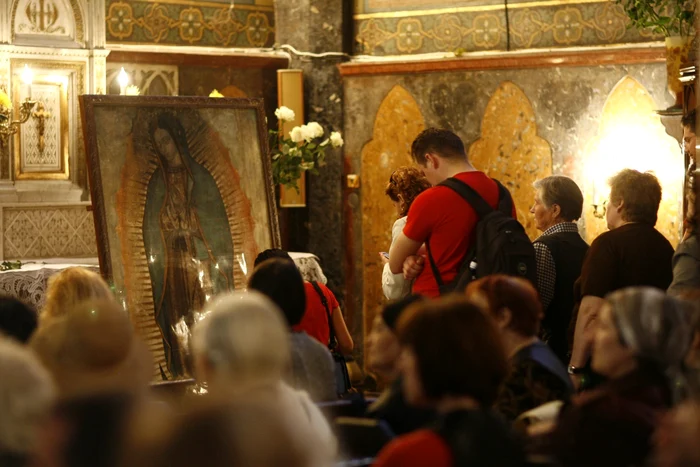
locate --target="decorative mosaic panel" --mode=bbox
[355,1,663,55]
[3,205,97,259]
[105,0,275,47]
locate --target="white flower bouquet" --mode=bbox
[270,106,343,191]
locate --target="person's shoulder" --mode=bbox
[375,430,450,467]
[677,234,700,257]
[392,216,407,230]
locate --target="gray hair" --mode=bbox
[606,287,698,398]
[0,336,55,455]
[191,291,290,388]
[533,175,584,222]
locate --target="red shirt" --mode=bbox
[404,171,509,298]
[293,282,339,347]
[374,430,452,467]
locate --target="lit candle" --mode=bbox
[117,67,129,96]
[21,65,33,100]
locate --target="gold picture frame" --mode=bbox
[13,74,70,180]
[80,95,281,380]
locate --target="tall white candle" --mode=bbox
[21,65,33,100]
[117,67,129,96]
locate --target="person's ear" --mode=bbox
[495,307,513,329]
[551,203,562,219]
[425,153,439,170]
[615,199,624,213]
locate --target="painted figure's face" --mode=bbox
[154,128,180,164]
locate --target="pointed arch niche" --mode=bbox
[469,81,552,240]
[582,76,683,246]
[360,85,424,346]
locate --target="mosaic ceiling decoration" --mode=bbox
[105,0,275,47]
[355,0,662,55]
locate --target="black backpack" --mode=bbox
[425,177,537,295]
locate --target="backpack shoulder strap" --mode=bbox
[439,177,494,219]
[310,281,337,349]
[494,180,514,217]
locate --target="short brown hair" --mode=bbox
[465,275,543,337]
[385,167,432,217]
[533,175,584,222]
[609,169,662,225]
[410,128,466,165]
[397,296,508,406]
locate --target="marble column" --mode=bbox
[275,0,348,304]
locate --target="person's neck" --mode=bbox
[503,332,538,359]
[442,161,476,180]
[435,395,481,413]
[541,219,567,232]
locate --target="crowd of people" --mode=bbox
[0,116,699,467]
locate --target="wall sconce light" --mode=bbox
[592,200,607,219]
[0,65,37,142]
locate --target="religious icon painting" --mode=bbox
[80,96,280,380]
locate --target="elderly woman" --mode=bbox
[530,176,588,364]
[569,170,674,389]
[373,297,524,467]
[669,170,700,296]
[466,275,573,421]
[381,167,432,300]
[191,291,336,466]
[551,287,696,467]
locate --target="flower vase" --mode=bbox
[665,36,693,110]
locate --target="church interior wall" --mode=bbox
[341,54,684,363]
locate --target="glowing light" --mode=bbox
[21,65,33,86]
[117,67,129,95]
[21,65,32,99]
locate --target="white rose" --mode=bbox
[275,106,295,122]
[300,124,316,142]
[306,121,324,139]
[289,126,304,143]
[330,131,344,148]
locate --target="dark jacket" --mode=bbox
[366,377,435,435]
[550,367,671,467]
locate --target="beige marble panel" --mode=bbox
[360,85,424,355]
[469,81,552,240]
[582,76,683,247]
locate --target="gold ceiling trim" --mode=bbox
[354,0,607,19]
[134,0,274,11]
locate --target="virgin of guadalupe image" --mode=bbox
[143,112,235,378]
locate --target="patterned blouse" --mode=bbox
[495,341,573,421]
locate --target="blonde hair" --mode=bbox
[0,336,55,455]
[191,291,290,390]
[42,267,112,321]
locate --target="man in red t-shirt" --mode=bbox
[389,128,513,298]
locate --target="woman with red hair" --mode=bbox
[466,275,573,420]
